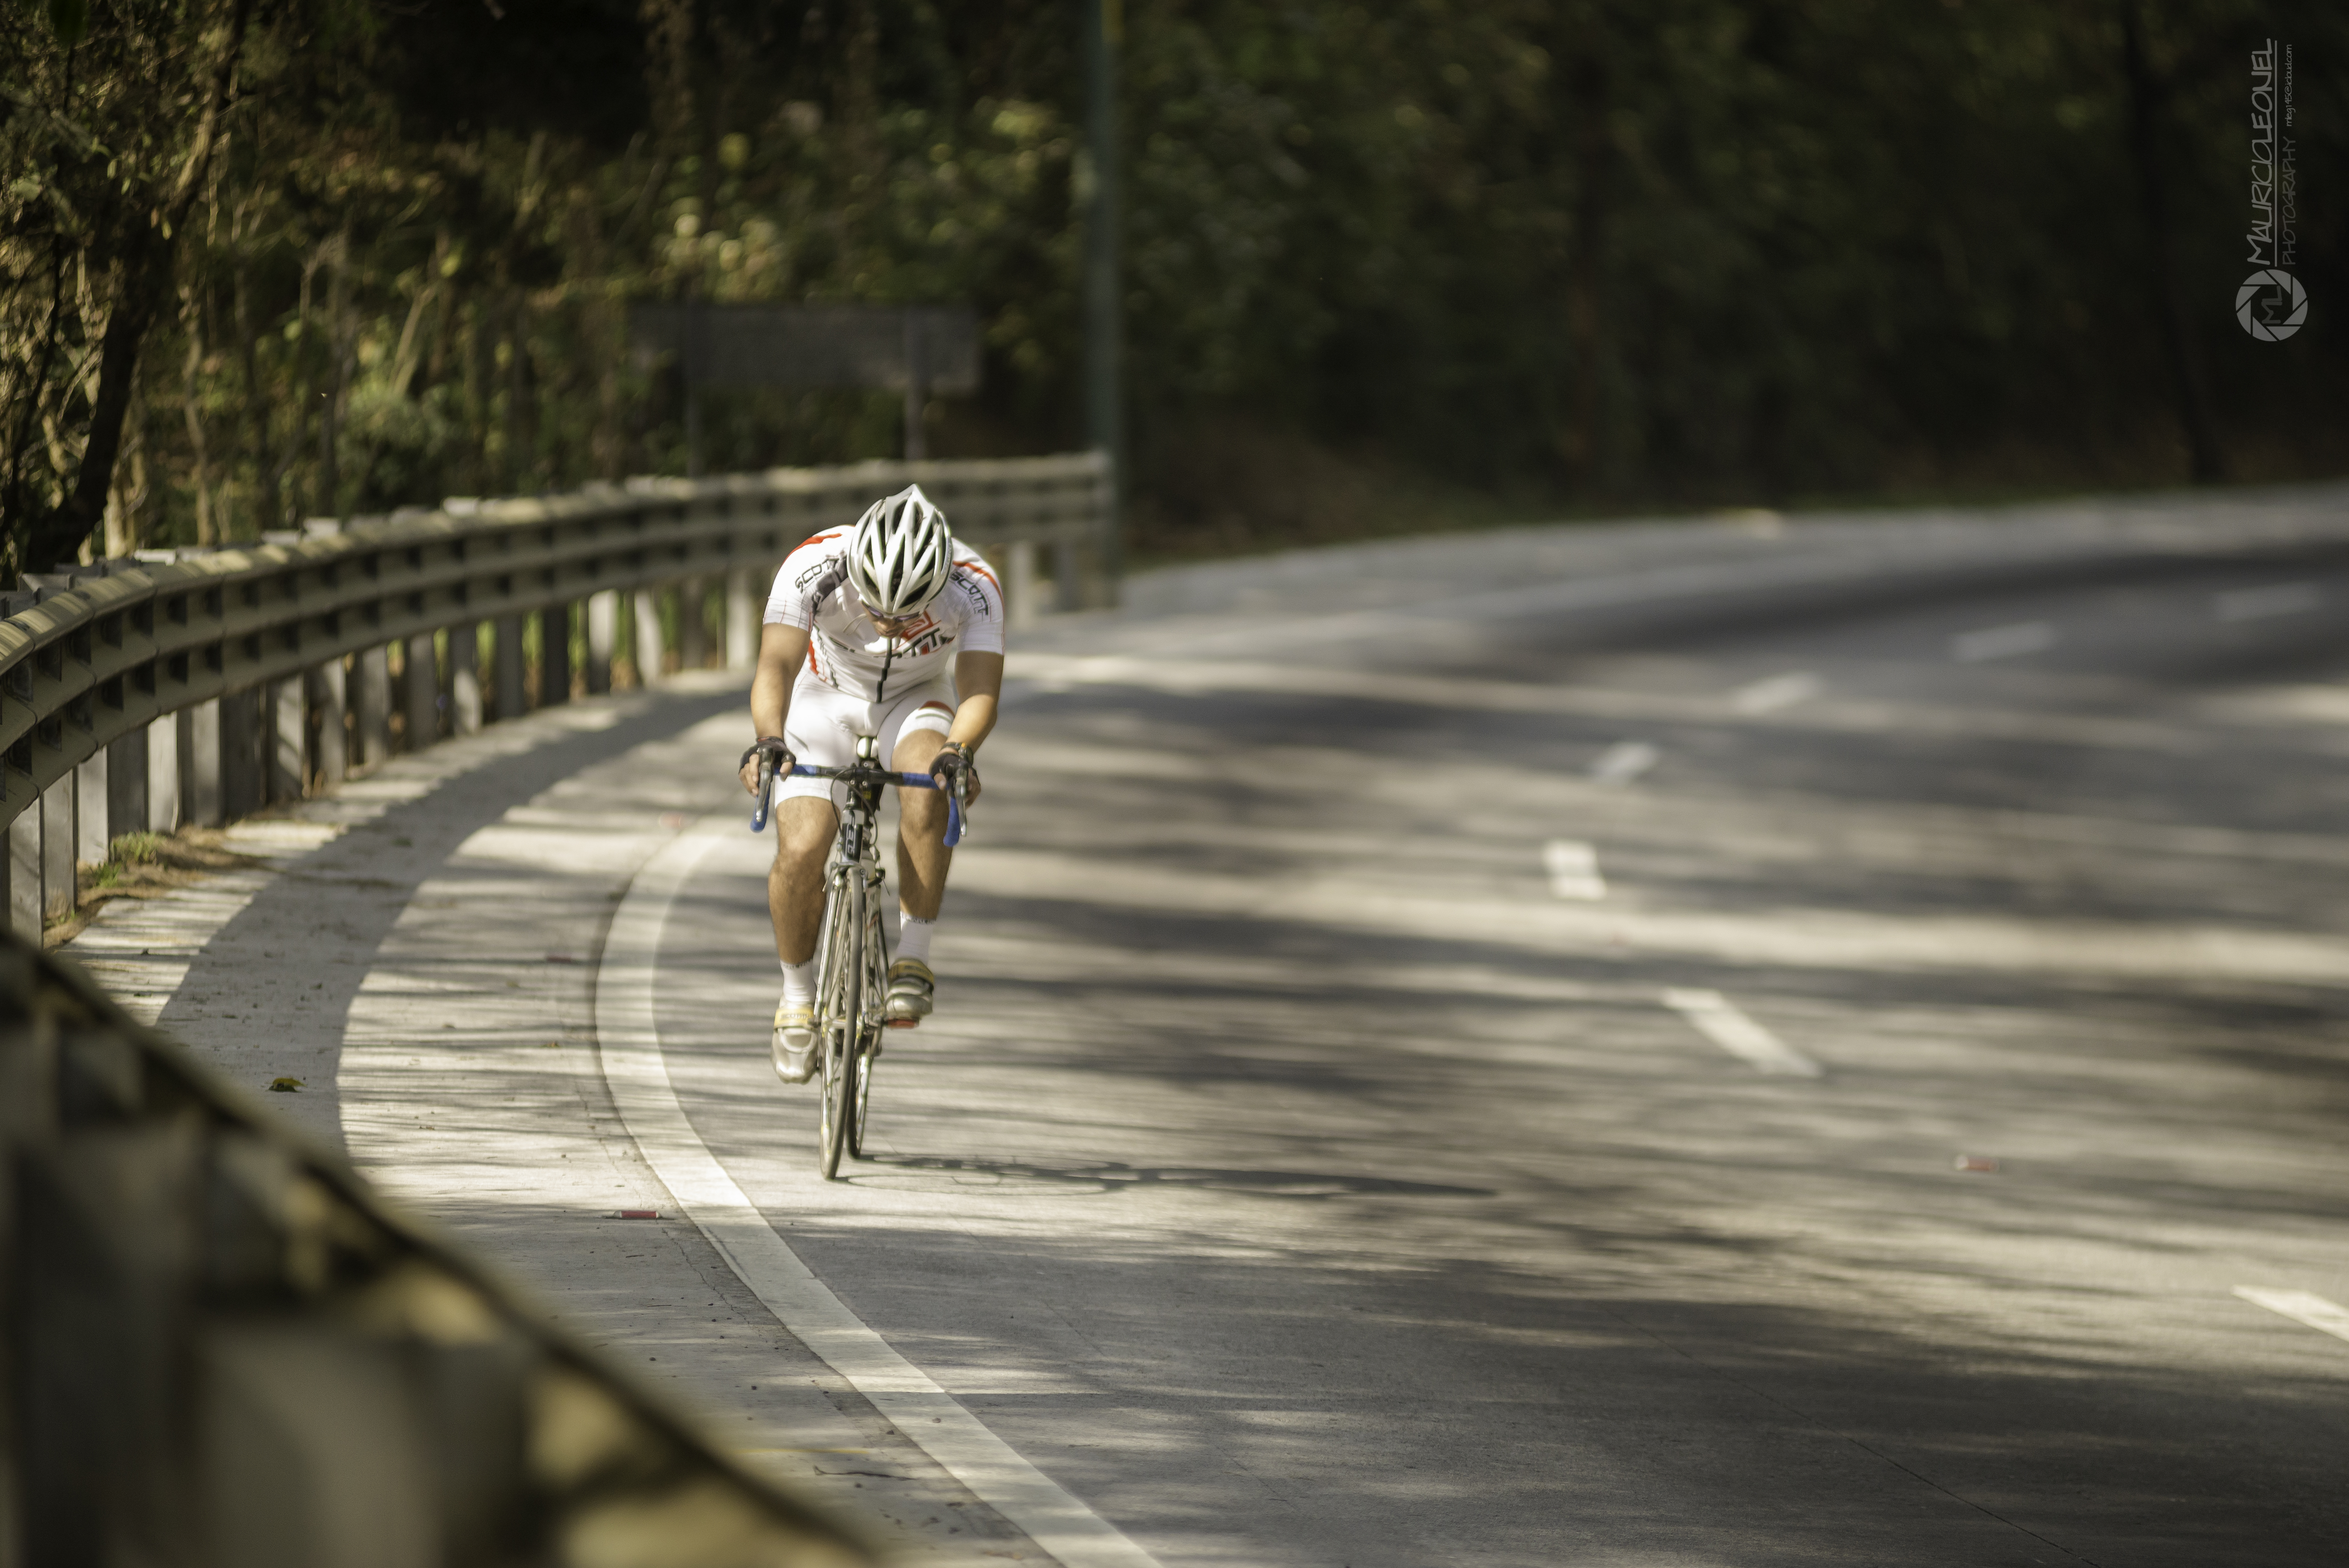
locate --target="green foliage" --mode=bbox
[107,831,163,864]
[2,0,2344,570]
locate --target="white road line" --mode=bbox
[2234,1286,2349,1344]
[2215,582,2324,622]
[1660,989,1823,1077]
[1589,740,1659,785]
[1542,840,1607,900]
[1732,670,1822,714]
[597,818,1165,1568]
[1950,621,2055,662]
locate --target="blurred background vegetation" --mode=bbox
[4,0,2343,578]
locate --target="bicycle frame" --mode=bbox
[751,736,967,1178]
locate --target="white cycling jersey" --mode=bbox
[764,527,1005,702]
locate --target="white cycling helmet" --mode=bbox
[846,484,954,617]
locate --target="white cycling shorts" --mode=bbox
[777,672,956,805]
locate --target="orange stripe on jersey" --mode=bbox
[796,529,846,553]
[960,561,1002,595]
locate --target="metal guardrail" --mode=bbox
[0,929,877,1566]
[0,453,1112,936]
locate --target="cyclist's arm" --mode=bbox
[743,622,811,792]
[948,651,1003,753]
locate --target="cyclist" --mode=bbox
[738,484,1003,1084]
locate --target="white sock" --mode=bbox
[780,956,816,1006]
[897,911,936,966]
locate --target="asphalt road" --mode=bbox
[75,488,2349,1567]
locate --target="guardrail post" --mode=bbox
[678,577,710,669]
[309,657,348,786]
[75,752,108,864]
[147,714,179,831]
[220,687,263,820]
[356,646,392,765]
[585,591,617,695]
[540,604,572,707]
[268,677,305,802]
[404,632,439,749]
[725,569,757,668]
[631,591,666,685]
[41,773,74,918]
[449,622,483,734]
[106,729,146,844]
[493,616,525,720]
[1054,537,1082,613]
[182,698,223,826]
[9,808,39,936]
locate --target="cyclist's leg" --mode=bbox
[889,695,956,919]
[771,675,855,964]
[769,678,851,1079]
[768,798,836,963]
[880,684,957,1024]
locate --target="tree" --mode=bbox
[1,0,258,576]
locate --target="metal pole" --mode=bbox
[1083,0,1125,592]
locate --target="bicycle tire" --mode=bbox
[846,897,887,1158]
[816,879,862,1180]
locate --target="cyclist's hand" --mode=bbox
[740,736,793,795]
[930,742,981,805]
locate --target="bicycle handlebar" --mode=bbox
[751,759,966,846]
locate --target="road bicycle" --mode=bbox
[752,737,966,1180]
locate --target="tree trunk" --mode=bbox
[23,0,254,574]
[25,219,165,571]
[183,294,215,546]
[235,251,280,533]
[316,229,354,518]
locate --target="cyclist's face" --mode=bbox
[869,607,927,636]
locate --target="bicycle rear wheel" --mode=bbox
[815,883,863,1180]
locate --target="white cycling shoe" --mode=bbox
[771,1000,817,1083]
[883,958,934,1027]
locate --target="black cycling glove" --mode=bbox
[929,741,978,799]
[740,736,795,779]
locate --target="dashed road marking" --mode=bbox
[1732,671,1822,714]
[1661,989,1823,1077]
[2215,582,2324,622]
[1590,740,1659,785]
[1950,621,2055,662]
[2234,1286,2349,1344]
[1542,840,1607,900]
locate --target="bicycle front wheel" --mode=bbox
[815,881,863,1180]
[846,896,888,1158]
